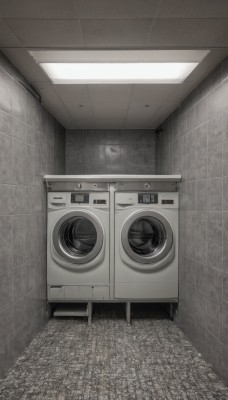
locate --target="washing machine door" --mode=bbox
[121,210,173,264]
[52,211,103,264]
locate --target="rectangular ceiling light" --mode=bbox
[30,50,210,84]
[40,62,198,84]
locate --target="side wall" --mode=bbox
[155,58,228,384]
[66,129,155,174]
[0,52,65,378]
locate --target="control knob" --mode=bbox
[75,182,82,189]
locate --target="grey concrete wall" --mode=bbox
[66,129,155,174]
[155,58,228,384]
[0,52,65,378]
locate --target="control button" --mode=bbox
[144,182,151,189]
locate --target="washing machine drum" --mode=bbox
[52,211,103,264]
[121,211,173,264]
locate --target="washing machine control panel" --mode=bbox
[71,193,89,204]
[138,193,158,204]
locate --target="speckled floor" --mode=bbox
[0,304,228,400]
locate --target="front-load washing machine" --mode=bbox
[47,191,110,301]
[114,191,178,301]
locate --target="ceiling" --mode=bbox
[1,0,228,129]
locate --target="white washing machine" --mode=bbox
[115,191,178,301]
[47,191,110,301]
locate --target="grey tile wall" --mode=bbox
[0,52,65,378]
[66,129,155,174]
[155,58,228,385]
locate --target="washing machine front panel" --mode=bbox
[121,210,173,265]
[53,210,103,265]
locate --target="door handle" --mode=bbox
[116,203,134,207]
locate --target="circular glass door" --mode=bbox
[53,211,103,264]
[121,211,173,264]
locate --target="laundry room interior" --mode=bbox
[0,1,228,399]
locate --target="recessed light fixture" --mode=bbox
[39,62,198,84]
[29,50,210,85]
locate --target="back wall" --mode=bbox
[66,129,155,175]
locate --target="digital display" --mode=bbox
[143,194,150,203]
[71,193,89,203]
[75,194,84,202]
[138,193,158,204]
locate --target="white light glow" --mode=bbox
[40,62,198,84]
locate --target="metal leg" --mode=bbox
[126,302,131,325]
[88,301,93,326]
[169,302,175,320]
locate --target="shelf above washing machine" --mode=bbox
[44,175,181,192]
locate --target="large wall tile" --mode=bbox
[208,114,223,146]
[12,139,25,185]
[207,297,222,338]
[207,331,222,375]
[0,215,12,275]
[121,144,139,174]
[13,297,26,335]
[208,267,223,302]
[223,110,228,141]
[207,178,222,211]
[195,180,207,211]
[13,215,26,268]
[186,151,195,181]
[86,145,105,174]
[65,129,155,175]
[195,212,207,264]
[11,80,26,123]
[195,122,207,149]
[12,264,26,302]
[0,184,13,215]
[0,111,11,136]
[221,345,228,382]
[0,270,13,312]
[196,262,209,295]
[195,148,207,180]
[186,212,195,259]
[0,133,12,183]
[0,67,12,114]
[223,176,228,211]
[0,51,65,379]
[156,57,228,384]
[12,117,26,142]
[223,140,228,176]
[105,145,121,173]
[223,212,228,271]
[0,306,13,352]
[207,142,222,178]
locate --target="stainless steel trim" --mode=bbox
[47,181,109,192]
[52,211,103,264]
[44,174,182,184]
[121,210,173,264]
[116,181,177,192]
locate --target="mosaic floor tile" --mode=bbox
[0,304,227,400]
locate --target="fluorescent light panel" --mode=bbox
[29,50,209,84]
[40,62,198,84]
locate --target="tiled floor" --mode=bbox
[0,304,227,400]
